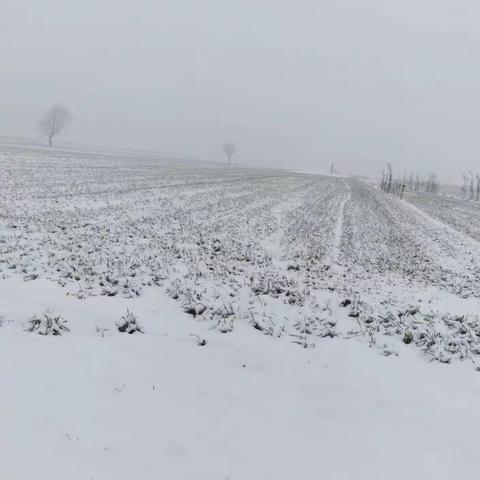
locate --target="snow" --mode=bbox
[1,277,480,480]
[2,142,480,478]
[329,180,351,266]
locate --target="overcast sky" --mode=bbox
[1,0,480,180]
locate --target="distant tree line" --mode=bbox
[380,164,439,199]
[406,172,439,194]
[460,172,480,201]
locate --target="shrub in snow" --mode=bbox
[190,334,207,346]
[23,273,39,281]
[116,309,143,334]
[121,278,141,298]
[217,316,234,333]
[250,314,271,334]
[26,309,70,335]
[403,329,414,344]
[0,314,14,327]
[352,305,480,367]
[101,285,119,297]
[290,313,337,348]
[95,325,110,337]
[290,316,318,348]
[184,303,207,318]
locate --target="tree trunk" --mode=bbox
[48,134,53,147]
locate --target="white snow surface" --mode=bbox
[0,279,480,480]
[1,142,480,479]
[2,277,480,480]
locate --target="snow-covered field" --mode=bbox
[407,189,480,242]
[1,142,480,479]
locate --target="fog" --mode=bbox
[2,0,480,181]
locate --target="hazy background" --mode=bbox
[1,0,479,181]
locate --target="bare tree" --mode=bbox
[407,173,414,191]
[461,173,469,199]
[39,104,72,147]
[476,174,480,202]
[381,167,440,198]
[469,171,475,200]
[426,173,438,193]
[221,143,236,167]
[386,163,393,193]
[414,174,420,191]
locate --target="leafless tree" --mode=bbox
[469,171,475,200]
[407,173,414,191]
[39,104,72,147]
[461,174,469,199]
[426,173,439,193]
[221,143,236,167]
[414,175,421,191]
[386,163,393,193]
[380,170,386,190]
[381,167,439,198]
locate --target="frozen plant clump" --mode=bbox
[0,314,14,327]
[184,302,207,318]
[26,309,70,335]
[290,315,321,348]
[217,316,234,333]
[190,333,207,346]
[95,325,110,337]
[116,309,144,334]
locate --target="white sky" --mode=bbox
[1,0,480,181]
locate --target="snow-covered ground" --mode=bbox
[1,142,480,479]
